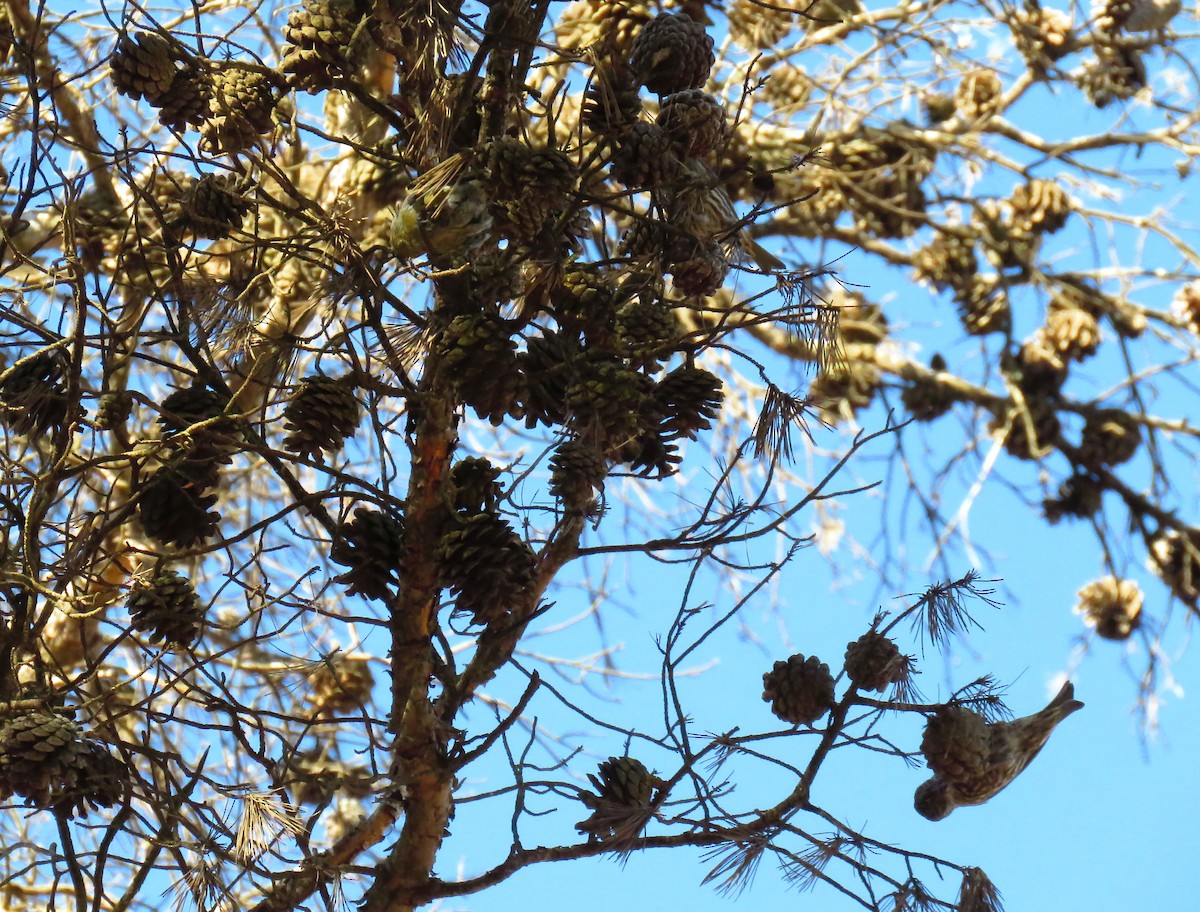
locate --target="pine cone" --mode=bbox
[921,91,957,124]
[0,349,71,435]
[467,250,523,307]
[656,89,728,157]
[157,64,213,131]
[1174,280,1200,334]
[281,0,364,93]
[654,365,723,439]
[1042,471,1103,523]
[181,173,254,239]
[576,755,659,841]
[900,355,958,422]
[628,12,715,95]
[158,384,237,461]
[615,426,682,478]
[437,311,523,424]
[549,437,608,512]
[1078,409,1140,469]
[991,397,1061,461]
[54,741,128,817]
[1009,178,1072,235]
[582,60,643,136]
[1009,333,1068,395]
[912,232,978,291]
[517,329,582,428]
[615,297,679,369]
[128,570,205,646]
[1042,302,1101,363]
[808,360,880,425]
[762,654,836,725]
[1010,6,1076,74]
[451,456,503,513]
[201,62,282,154]
[0,709,85,807]
[1075,576,1143,640]
[283,374,361,461]
[956,276,1011,336]
[668,243,729,297]
[920,704,989,782]
[1149,528,1200,604]
[485,138,578,246]
[565,354,655,452]
[609,121,679,189]
[955,68,1003,120]
[729,0,795,48]
[307,653,375,715]
[136,460,223,549]
[110,31,184,105]
[843,631,905,692]
[1079,44,1146,108]
[436,511,536,626]
[330,507,405,601]
[557,0,650,59]
[551,265,620,343]
[95,391,133,429]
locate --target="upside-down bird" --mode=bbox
[915,681,1083,821]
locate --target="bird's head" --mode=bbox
[914,777,955,821]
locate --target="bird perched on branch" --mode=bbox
[914,680,1083,821]
[666,158,785,273]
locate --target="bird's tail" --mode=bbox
[1048,681,1085,717]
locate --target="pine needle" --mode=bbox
[906,570,1002,649]
[753,381,815,461]
[234,792,306,862]
[957,867,1004,912]
[701,832,772,897]
[779,835,846,893]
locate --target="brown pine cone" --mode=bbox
[609,121,680,189]
[283,374,362,461]
[436,511,535,625]
[1075,576,1143,640]
[136,460,223,549]
[955,68,1003,120]
[920,704,989,782]
[128,570,205,646]
[628,12,715,96]
[549,437,608,512]
[110,31,184,105]
[1042,472,1103,523]
[157,64,213,130]
[451,456,504,514]
[181,173,254,239]
[656,89,728,158]
[1078,409,1140,469]
[330,507,405,601]
[0,709,85,807]
[201,62,282,154]
[0,349,71,435]
[281,0,364,93]
[843,631,905,692]
[576,755,660,841]
[1148,528,1200,604]
[1009,178,1072,235]
[762,653,836,725]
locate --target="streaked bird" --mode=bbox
[914,680,1083,821]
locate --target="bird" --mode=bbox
[914,680,1083,821]
[387,155,493,261]
[666,158,786,273]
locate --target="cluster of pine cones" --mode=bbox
[761,630,910,726]
[0,703,126,817]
